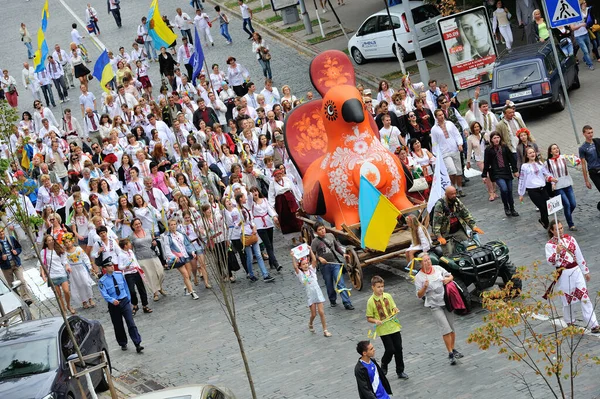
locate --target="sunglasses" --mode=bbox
[365,101,372,104]
[440,100,447,104]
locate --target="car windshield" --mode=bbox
[497,63,542,88]
[412,5,440,24]
[0,338,58,380]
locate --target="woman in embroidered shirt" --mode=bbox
[377,80,394,104]
[545,220,600,333]
[111,115,130,139]
[69,202,91,254]
[162,218,199,299]
[131,218,166,301]
[132,194,161,236]
[181,211,212,289]
[291,248,331,337]
[174,173,193,198]
[98,179,119,220]
[126,167,145,202]
[518,146,557,229]
[483,132,519,217]
[40,235,75,314]
[63,234,95,310]
[249,186,281,272]
[116,195,135,239]
[468,122,493,202]
[118,238,152,315]
[135,60,153,100]
[46,213,72,246]
[267,168,302,236]
[50,183,69,221]
[515,128,539,171]
[546,144,577,230]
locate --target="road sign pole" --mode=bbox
[543,0,581,145]
[400,0,429,84]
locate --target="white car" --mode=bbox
[348,2,441,65]
[133,384,236,399]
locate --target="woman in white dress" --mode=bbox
[98,179,119,220]
[116,195,135,238]
[63,234,95,309]
[545,220,600,333]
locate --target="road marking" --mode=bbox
[56,0,106,51]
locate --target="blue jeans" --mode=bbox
[144,40,157,60]
[495,177,514,207]
[242,18,254,37]
[575,35,593,67]
[24,42,33,58]
[555,185,577,227]
[245,242,269,278]
[220,24,232,43]
[258,59,272,79]
[321,263,351,306]
[180,29,193,44]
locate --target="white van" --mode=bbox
[348,2,441,65]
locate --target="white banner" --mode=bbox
[427,143,452,213]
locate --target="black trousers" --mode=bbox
[380,331,405,375]
[184,63,193,80]
[589,169,600,192]
[527,187,550,228]
[125,272,148,307]
[257,228,279,268]
[108,297,141,346]
[111,10,122,27]
[231,239,247,273]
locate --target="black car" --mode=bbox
[0,316,111,399]
[489,41,579,113]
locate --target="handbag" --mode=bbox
[241,232,258,247]
[593,24,600,33]
[136,35,145,44]
[260,47,271,61]
[408,177,428,192]
[8,84,17,94]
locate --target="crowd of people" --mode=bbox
[1,1,600,397]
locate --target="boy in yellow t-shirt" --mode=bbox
[366,275,408,380]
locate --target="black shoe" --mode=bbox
[135,344,144,353]
[344,304,355,310]
[249,276,258,282]
[330,302,337,307]
[452,349,463,359]
[381,364,388,376]
[463,176,470,183]
[248,36,253,40]
[504,207,511,217]
[263,275,275,282]
[121,345,128,351]
[449,352,456,365]
[24,299,33,306]
[276,265,282,272]
[510,208,519,217]
[397,372,409,379]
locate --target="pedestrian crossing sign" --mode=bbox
[547,0,582,28]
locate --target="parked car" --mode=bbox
[0,316,111,398]
[489,41,579,113]
[0,278,32,327]
[133,384,236,399]
[348,1,441,65]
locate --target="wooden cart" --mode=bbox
[298,203,429,291]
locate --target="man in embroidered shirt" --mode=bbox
[355,340,392,399]
[366,275,408,380]
[579,125,600,210]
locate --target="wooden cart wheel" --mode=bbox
[346,247,363,291]
[301,223,314,246]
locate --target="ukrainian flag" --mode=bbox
[359,175,401,251]
[93,50,115,93]
[33,0,50,73]
[147,0,177,50]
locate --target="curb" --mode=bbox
[206,0,381,89]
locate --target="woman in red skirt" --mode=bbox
[135,60,153,100]
[267,168,303,235]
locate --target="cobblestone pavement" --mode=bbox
[4,1,600,399]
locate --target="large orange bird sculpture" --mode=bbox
[284,50,413,229]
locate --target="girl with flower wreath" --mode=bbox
[63,233,95,309]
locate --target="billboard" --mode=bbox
[270,0,298,11]
[437,6,497,91]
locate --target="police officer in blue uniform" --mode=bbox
[97,256,145,353]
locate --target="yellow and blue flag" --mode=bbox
[359,175,400,251]
[92,50,115,93]
[147,0,177,50]
[33,0,50,73]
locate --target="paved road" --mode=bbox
[4,1,600,399]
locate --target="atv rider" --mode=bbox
[432,186,484,255]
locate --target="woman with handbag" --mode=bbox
[414,253,464,365]
[131,218,166,302]
[252,32,272,80]
[85,4,100,36]
[546,144,578,230]
[162,218,199,299]
[0,69,18,108]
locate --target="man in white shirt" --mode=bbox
[260,78,280,105]
[79,85,97,118]
[47,56,69,103]
[145,114,175,153]
[35,69,56,108]
[32,138,50,158]
[21,62,41,101]
[177,37,194,80]
[142,177,169,213]
[261,111,283,141]
[115,85,138,110]
[208,91,227,126]
[180,94,198,123]
[171,120,190,145]
[116,47,131,64]
[38,119,61,143]
[83,108,102,146]
[107,0,122,28]
[33,100,58,133]
[474,100,497,138]
[61,108,85,147]
[194,9,214,46]
[174,8,194,44]
[130,42,148,65]
[425,79,441,111]
[177,75,197,100]
[71,24,84,46]
[78,168,92,195]
[52,44,75,88]
[138,17,158,61]
[379,114,403,153]
[239,0,255,39]
[244,82,259,109]
[431,109,465,196]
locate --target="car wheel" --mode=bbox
[453,277,472,314]
[95,367,110,392]
[572,72,580,89]
[554,90,565,111]
[391,43,408,62]
[351,47,366,65]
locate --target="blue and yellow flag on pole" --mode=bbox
[147,0,177,50]
[358,175,401,251]
[92,50,115,93]
[33,0,50,72]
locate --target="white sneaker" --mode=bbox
[191,291,199,300]
[184,287,191,296]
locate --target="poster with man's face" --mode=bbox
[437,7,497,90]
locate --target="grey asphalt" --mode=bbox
[3,1,600,399]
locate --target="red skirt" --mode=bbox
[275,191,302,234]
[5,91,18,108]
[139,75,152,89]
